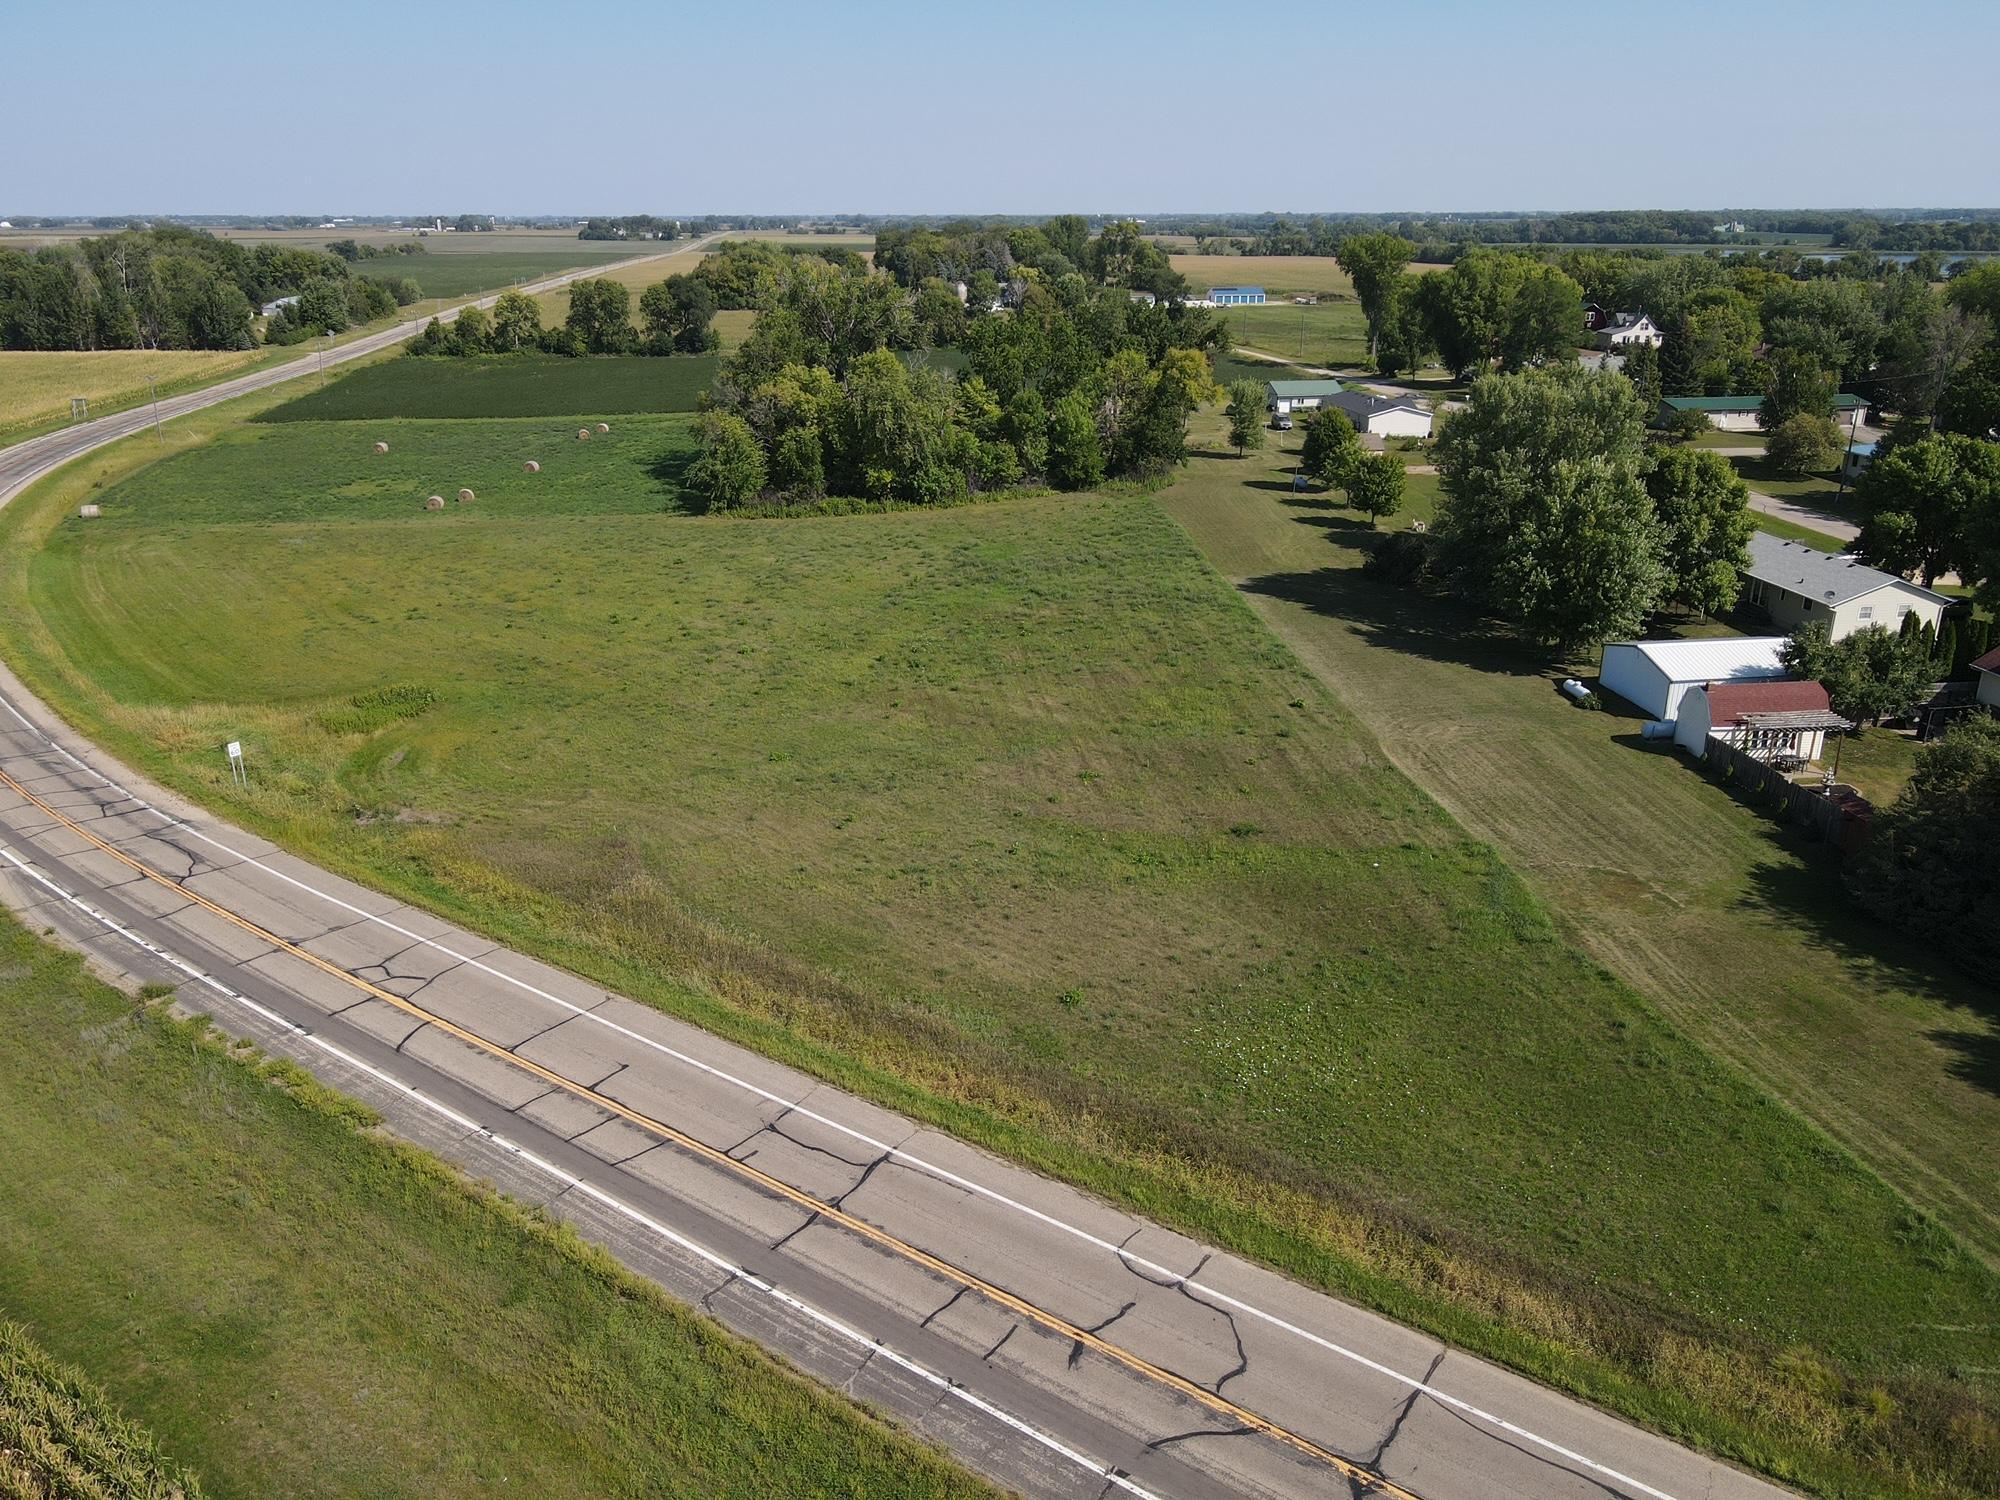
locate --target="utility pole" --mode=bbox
[147,375,162,441]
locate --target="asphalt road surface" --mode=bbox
[0,280,1791,1500]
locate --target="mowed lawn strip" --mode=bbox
[2,401,1995,1496]
[257,354,718,421]
[0,916,988,1500]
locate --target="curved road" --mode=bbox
[0,267,1789,1500]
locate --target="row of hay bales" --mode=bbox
[373,424,611,512]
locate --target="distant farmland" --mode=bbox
[260,354,717,421]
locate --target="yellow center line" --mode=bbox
[2,762,1420,1499]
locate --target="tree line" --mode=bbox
[407,274,719,359]
[0,227,424,351]
[685,243,1228,512]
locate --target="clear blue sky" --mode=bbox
[11,0,1996,216]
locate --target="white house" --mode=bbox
[1598,636,1790,722]
[259,294,300,318]
[1593,313,1664,350]
[1742,533,1952,641]
[1672,678,1836,761]
[1974,645,2000,710]
[1265,379,1346,415]
[1656,392,1869,432]
[1323,390,1433,439]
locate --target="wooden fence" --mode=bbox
[1701,740,1874,854]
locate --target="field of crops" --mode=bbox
[260,354,718,421]
[0,349,263,436]
[1170,254,1361,296]
[1,1320,201,1498]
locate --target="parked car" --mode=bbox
[1271,413,1293,430]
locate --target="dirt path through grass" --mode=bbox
[1158,433,2000,1269]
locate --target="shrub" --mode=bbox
[1767,413,1843,475]
[1362,528,1431,586]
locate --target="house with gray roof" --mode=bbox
[1322,389,1433,439]
[1741,533,1951,641]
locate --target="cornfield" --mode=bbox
[0,1322,201,1499]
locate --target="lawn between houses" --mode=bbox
[0,913,986,1500]
[0,369,1995,1497]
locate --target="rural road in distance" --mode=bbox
[0,256,1791,1500]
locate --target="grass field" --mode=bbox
[259,354,718,421]
[1,1318,203,1497]
[3,384,1997,1496]
[0,349,263,437]
[387,249,649,299]
[1221,301,1371,369]
[0,915,983,1500]
[1731,454,1860,517]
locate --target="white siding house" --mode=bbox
[1657,392,1870,432]
[1597,636,1790,722]
[1593,313,1664,349]
[1265,379,1346,415]
[1742,534,1951,641]
[1324,390,1433,439]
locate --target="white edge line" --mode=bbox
[0,704,1682,1500]
[0,843,1161,1500]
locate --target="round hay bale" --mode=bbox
[577,428,591,441]
[523,460,540,473]
[373,441,389,454]
[457,488,475,503]
[595,422,611,434]
[424,495,445,511]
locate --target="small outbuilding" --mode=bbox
[1742,533,1951,641]
[1673,678,1838,762]
[1265,378,1346,415]
[1840,440,1879,480]
[1211,286,1267,306]
[1597,636,1790,722]
[1973,645,2000,711]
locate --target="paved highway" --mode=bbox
[0,274,1791,1499]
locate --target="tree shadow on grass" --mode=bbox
[1731,827,1999,1063]
[647,442,699,513]
[1239,562,1565,682]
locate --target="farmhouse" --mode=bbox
[1264,378,1346,415]
[1672,679,1838,763]
[1323,390,1433,439]
[260,294,300,318]
[1656,392,1869,432]
[1742,533,1951,640]
[1211,286,1267,306]
[1593,313,1664,350]
[1598,636,1790,722]
[1974,644,2000,710]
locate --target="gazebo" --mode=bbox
[1737,707,1856,777]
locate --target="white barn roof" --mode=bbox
[1614,637,1790,683]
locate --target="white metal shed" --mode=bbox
[1596,637,1790,722]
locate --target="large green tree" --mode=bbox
[1300,405,1363,489]
[1225,380,1266,456]
[1645,447,1755,615]
[564,277,632,354]
[490,290,542,351]
[1432,364,1665,651]
[686,411,767,511]
[1779,622,1934,726]
[638,274,720,353]
[1334,233,1415,360]
[1346,452,1405,528]
[1499,265,1586,371]
[1417,249,1527,379]
[1845,717,2000,978]
[1855,431,2000,587]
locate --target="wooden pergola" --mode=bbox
[1738,708,1856,779]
